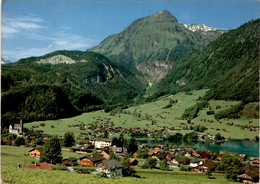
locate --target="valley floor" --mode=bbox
[1,146,234,184]
[25,90,259,140]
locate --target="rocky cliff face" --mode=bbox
[36,55,88,64]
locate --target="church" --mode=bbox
[9,119,23,137]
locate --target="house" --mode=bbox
[129,158,138,166]
[152,153,167,161]
[191,160,216,172]
[79,154,104,167]
[249,157,259,167]
[171,158,180,165]
[190,158,203,167]
[90,138,112,149]
[62,157,78,165]
[9,119,23,136]
[176,157,190,165]
[29,147,44,159]
[166,153,175,161]
[96,159,123,177]
[237,167,259,183]
[237,174,253,183]
[184,152,192,157]
[100,150,110,159]
[22,162,53,171]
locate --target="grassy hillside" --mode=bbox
[91,10,226,66]
[25,90,259,139]
[1,50,145,128]
[149,19,259,103]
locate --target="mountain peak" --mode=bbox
[149,10,178,23]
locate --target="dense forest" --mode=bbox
[1,51,146,128]
[148,19,259,103]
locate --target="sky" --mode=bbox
[1,0,259,62]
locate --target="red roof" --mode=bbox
[22,162,53,171]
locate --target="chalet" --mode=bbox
[237,167,260,183]
[100,150,110,159]
[190,158,203,167]
[111,146,125,154]
[79,154,104,167]
[29,147,44,159]
[9,119,23,136]
[184,152,192,157]
[96,159,123,177]
[249,157,259,167]
[62,157,78,165]
[129,158,138,166]
[237,174,254,183]
[191,160,217,172]
[152,153,167,161]
[171,158,180,165]
[90,138,112,149]
[23,162,53,171]
[166,153,175,161]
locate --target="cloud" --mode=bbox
[2,32,99,62]
[1,26,19,34]
[2,15,99,61]
[2,15,45,38]
[9,21,44,30]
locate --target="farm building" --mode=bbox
[96,159,123,177]
[62,157,78,165]
[79,154,104,167]
[29,147,44,159]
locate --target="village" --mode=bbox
[1,120,259,184]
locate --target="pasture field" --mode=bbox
[24,89,258,140]
[1,146,234,184]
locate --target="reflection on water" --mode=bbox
[137,139,259,157]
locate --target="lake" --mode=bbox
[137,139,259,157]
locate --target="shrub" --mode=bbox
[206,110,215,115]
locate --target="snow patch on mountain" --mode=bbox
[184,23,216,32]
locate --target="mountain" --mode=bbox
[148,19,259,103]
[1,50,145,128]
[91,10,228,84]
[1,57,12,65]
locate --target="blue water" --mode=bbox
[138,139,259,157]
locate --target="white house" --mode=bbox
[90,138,112,149]
[190,158,203,167]
[9,119,23,137]
[96,159,123,177]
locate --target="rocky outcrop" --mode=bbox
[36,55,88,64]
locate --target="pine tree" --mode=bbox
[63,132,75,147]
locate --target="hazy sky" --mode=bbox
[2,0,259,62]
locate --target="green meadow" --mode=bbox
[1,145,234,184]
[24,89,258,139]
